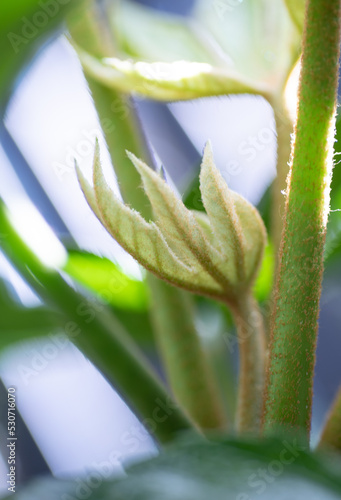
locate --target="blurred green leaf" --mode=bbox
[284,0,305,31]
[64,252,155,345]
[109,0,213,63]
[6,437,341,499]
[331,112,341,193]
[0,300,155,350]
[0,261,153,347]
[325,113,341,266]
[76,46,269,101]
[0,306,62,351]
[254,241,275,303]
[183,167,205,212]
[113,309,154,346]
[95,0,301,102]
[0,278,62,350]
[0,0,82,110]
[325,211,341,266]
[193,0,301,92]
[63,251,149,312]
[257,183,272,233]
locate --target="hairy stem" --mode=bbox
[230,293,266,434]
[262,0,341,441]
[69,4,227,431]
[149,277,227,430]
[318,387,341,452]
[0,202,193,443]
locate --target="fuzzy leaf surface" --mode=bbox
[76,143,266,303]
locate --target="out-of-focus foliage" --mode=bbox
[192,0,301,91]
[325,113,341,266]
[110,0,214,63]
[63,250,149,312]
[0,0,83,111]
[284,0,305,30]
[63,251,155,345]
[5,437,341,500]
[254,241,275,303]
[0,282,62,351]
[74,0,301,101]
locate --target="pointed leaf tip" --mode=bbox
[199,142,266,286]
[75,163,104,225]
[203,140,213,156]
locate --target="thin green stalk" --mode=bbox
[205,330,237,426]
[262,0,341,441]
[68,4,152,219]
[68,5,228,431]
[0,306,61,345]
[87,80,153,219]
[271,102,294,255]
[149,277,226,430]
[318,387,341,452]
[0,201,193,443]
[230,293,266,434]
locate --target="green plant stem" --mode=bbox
[68,4,228,431]
[262,0,341,441]
[149,276,226,430]
[271,102,294,256]
[67,4,152,219]
[318,387,341,452]
[0,306,61,345]
[230,293,266,434]
[88,81,153,219]
[0,201,193,443]
[205,331,237,425]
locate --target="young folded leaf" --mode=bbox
[76,141,266,308]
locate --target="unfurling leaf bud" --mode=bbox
[76,140,266,306]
